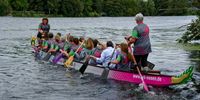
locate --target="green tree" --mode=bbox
[0,0,11,16]
[145,0,156,15]
[47,0,61,15]
[192,0,200,9]
[153,0,168,15]
[92,0,103,15]
[60,0,84,17]
[9,0,28,11]
[103,0,124,16]
[81,0,93,16]
[178,16,200,43]
[164,0,189,15]
[28,0,45,12]
[120,0,138,16]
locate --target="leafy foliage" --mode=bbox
[0,0,199,16]
[0,0,11,16]
[178,16,200,43]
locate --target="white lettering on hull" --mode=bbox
[132,74,162,82]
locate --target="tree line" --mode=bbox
[0,0,199,17]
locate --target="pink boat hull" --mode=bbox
[108,70,173,86]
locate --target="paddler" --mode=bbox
[60,37,82,61]
[89,41,117,68]
[87,39,103,65]
[79,38,94,60]
[110,43,137,71]
[125,13,152,71]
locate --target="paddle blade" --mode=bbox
[147,61,155,70]
[64,56,74,67]
[43,53,51,61]
[79,60,89,74]
[136,67,149,92]
[101,68,109,79]
[52,53,63,64]
[143,82,149,92]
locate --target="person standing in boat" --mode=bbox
[37,18,50,40]
[126,13,152,71]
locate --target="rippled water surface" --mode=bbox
[0,16,200,100]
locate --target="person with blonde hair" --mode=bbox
[80,38,94,60]
[110,43,137,71]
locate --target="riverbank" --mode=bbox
[10,11,199,17]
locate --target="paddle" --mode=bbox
[147,61,155,70]
[79,47,98,74]
[136,66,149,92]
[79,59,89,74]
[43,52,52,61]
[101,49,116,79]
[64,41,84,67]
[128,46,149,92]
[52,53,63,64]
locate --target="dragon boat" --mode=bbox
[33,49,193,87]
[31,37,193,87]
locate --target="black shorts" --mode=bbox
[134,54,149,67]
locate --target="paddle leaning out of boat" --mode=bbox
[31,34,193,87]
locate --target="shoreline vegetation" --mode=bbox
[0,0,199,44]
[0,0,200,17]
[177,11,200,44]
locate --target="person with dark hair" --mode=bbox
[89,41,116,68]
[60,37,82,61]
[87,39,103,65]
[37,18,50,40]
[41,32,54,51]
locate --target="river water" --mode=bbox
[0,16,199,100]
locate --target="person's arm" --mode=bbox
[111,55,121,64]
[60,49,69,57]
[54,45,59,51]
[96,50,106,63]
[38,23,43,33]
[89,49,105,63]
